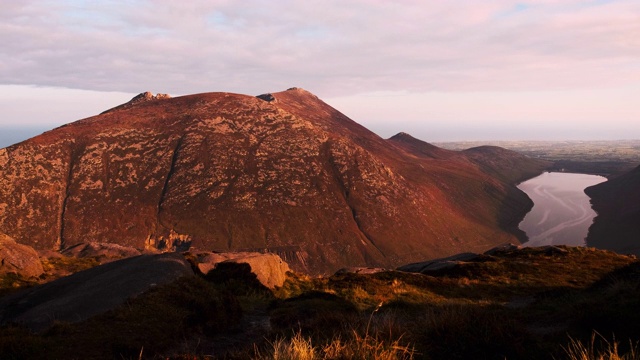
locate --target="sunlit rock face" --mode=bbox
[0,89,540,274]
[0,232,44,278]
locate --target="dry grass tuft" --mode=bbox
[263,330,415,360]
[562,333,640,360]
[270,332,316,360]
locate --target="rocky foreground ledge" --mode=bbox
[0,241,631,333]
[0,243,638,359]
[0,249,289,331]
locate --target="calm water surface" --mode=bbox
[517,172,607,247]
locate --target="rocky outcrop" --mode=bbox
[398,245,570,274]
[0,253,194,331]
[0,233,43,278]
[191,252,290,289]
[101,91,171,114]
[334,267,389,275]
[397,252,481,273]
[256,93,276,102]
[0,88,539,274]
[61,242,144,263]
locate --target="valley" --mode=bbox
[4,2,640,359]
[0,89,639,359]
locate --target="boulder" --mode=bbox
[397,252,480,274]
[192,252,290,289]
[334,267,389,275]
[0,253,194,331]
[484,243,521,256]
[539,245,570,255]
[61,242,143,263]
[0,233,44,278]
[256,93,276,102]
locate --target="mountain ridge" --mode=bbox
[0,88,547,274]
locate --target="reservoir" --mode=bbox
[517,172,607,247]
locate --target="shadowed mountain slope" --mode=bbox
[462,145,552,184]
[0,88,541,274]
[387,133,550,243]
[586,165,640,255]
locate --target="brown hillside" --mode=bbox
[388,132,462,160]
[0,88,538,274]
[462,145,552,184]
[388,133,549,243]
[586,165,640,255]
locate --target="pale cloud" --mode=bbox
[1,1,639,141]
[325,83,640,141]
[1,0,639,95]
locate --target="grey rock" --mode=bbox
[334,267,389,275]
[540,245,569,255]
[0,252,194,331]
[256,93,276,102]
[397,252,480,274]
[61,242,144,263]
[484,243,521,256]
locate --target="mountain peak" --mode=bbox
[389,132,416,141]
[387,132,454,160]
[101,91,171,114]
[130,91,171,102]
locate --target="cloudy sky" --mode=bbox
[1,0,639,147]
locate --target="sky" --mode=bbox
[1,0,639,148]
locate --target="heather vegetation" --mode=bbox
[0,256,99,298]
[0,246,639,359]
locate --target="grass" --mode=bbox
[40,256,100,277]
[0,273,39,297]
[0,256,101,298]
[262,330,415,360]
[562,333,640,360]
[1,246,639,359]
[0,275,243,359]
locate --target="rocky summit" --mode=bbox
[0,88,547,274]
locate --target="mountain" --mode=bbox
[387,133,550,242]
[585,165,640,255]
[0,88,543,274]
[462,145,552,184]
[387,132,461,160]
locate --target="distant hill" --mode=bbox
[462,145,552,184]
[0,88,545,274]
[436,140,640,177]
[387,132,462,160]
[388,134,550,242]
[586,165,640,255]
